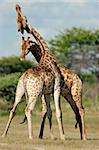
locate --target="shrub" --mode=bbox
[80,74,97,84]
[0,72,22,102]
[0,56,34,74]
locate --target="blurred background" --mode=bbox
[0,0,99,114]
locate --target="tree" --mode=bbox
[49,27,99,64]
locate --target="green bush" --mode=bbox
[0,56,37,103]
[0,72,22,102]
[0,56,34,74]
[80,74,97,84]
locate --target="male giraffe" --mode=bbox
[2,66,55,139]
[2,6,65,140]
[2,27,78,143]
[21,37,86,140]
[16,4,67,139]
[2,36,80,140]
[15,4,87,140]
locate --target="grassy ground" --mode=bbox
[0,102,99,150]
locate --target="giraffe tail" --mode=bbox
[75,112,81,129]
[75,122,78,128]
[20,115,27,124]
[20,103,27,124]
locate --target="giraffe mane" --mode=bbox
[28,42,42,63]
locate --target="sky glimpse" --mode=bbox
[0,0,98,57]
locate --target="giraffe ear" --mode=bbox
[27,37,30,40]
[22,36,24,40]
[22,37,25,44]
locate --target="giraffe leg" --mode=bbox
[2,79,25,137]
[39,112,47,139]
[25,98,37,140]
[46,96,54,139]
[45,95,54,139]
[54,76,65,140]
[39,95,54,139]
[20,114,27,124]
[20,92,28,124]
[39,95,47,139]
[63,93,81,129]
[78,104,87,140]
[54,95,65,140]
[71,79,87,140]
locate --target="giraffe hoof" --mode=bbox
[83,137,87,141]
[51,135,55,140]
[39,135,43,139]
[61,134,65,140]
[1,134,6,138]
[29,136,33,140]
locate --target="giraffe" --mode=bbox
[16,4,66,140]
[2,15,66,141]
[2,37,80,140]
[15,4,86,140]
[20,37,86,140]
[2,66,56,139]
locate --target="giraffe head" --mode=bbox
[16,4,28,34]
[21,36,33,61]
[21,36,41,61]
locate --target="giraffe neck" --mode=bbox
[29,42,55,66]
[24,23,58,73]
[31,28,49,55]
[28,44,42,63]
[29,42,58,75]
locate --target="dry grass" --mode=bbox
[0,109,99,150]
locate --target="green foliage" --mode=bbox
[0,56,36,102]
[49,27,99,63]
[0,72,21,102]
[80,74,97,84]
[0,56,34,74]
